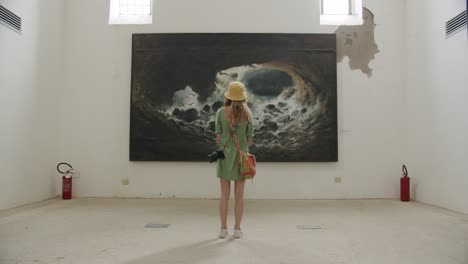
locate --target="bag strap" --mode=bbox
[225,107,255,183]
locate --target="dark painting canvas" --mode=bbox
[130,33,337,162]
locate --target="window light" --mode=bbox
[109,0,153,25]
[320,0,363,25]
[322,0,351,15]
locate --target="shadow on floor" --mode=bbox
[124,238,233,264]
[123,235,329,264]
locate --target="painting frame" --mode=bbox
[129,33,338,162]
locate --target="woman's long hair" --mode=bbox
[225,99,251,125]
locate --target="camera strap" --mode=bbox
[224,108,243,167]
[220,134,231,150]
[219,108,233,150]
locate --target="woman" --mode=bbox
[215,81,254,239]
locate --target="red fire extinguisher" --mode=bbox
[57,162,73,200]
[400,165,410,202]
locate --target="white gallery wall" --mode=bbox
[0,0,64,210]
[406,0,468,214]
[57,0,407,200]
[1,0,466,214]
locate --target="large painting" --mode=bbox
[130,33,337,162]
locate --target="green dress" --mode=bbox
[215,107,254,181]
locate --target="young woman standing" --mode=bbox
[215,81,254,239]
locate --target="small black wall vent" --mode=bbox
[0,5,22,34]
[446,10,467,38]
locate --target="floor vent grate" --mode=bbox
[296,225,322,230]
[145,223,170,228]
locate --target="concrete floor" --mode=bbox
[0,198,467,264]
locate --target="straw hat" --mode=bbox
[224,81,247,101]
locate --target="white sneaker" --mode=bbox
[218,229,229,239]
[233,229,243,239]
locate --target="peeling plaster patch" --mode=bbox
[336,8,379,77]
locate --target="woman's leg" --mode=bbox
[219,179,231,229]
[234,179,246,230]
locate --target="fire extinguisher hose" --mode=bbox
[402,165,408,177]
[57,162,73,174]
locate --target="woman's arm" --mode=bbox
[246,116,254,145]
[215,109,222,144]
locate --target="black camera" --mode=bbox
[208,149,225,163]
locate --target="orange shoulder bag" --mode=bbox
[225,110,257,181]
